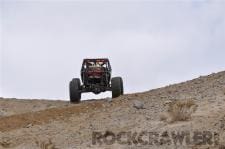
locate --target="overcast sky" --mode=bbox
[0,0,225,100]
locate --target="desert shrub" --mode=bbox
[35,139,57,149]
[160,99,197,123]
[0,139,11,148]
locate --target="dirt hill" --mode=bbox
[0,71,225,149]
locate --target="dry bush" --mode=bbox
[0,141,11,148]
[35,139,57,149]
[0,138,11,148]
[159,113,167,121]
[160,99,197,123]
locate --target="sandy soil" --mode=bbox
[0,71,225,149]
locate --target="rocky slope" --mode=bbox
[0,71,225,149]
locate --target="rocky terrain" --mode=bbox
[0,71,225,149]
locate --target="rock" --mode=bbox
[106,98,112,102]
[133,100,144,109]
[0,109,7,117]
[163,100,172,106]
[25,123,33,128]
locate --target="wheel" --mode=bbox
[111,77,124,98]
[69,78,81,103]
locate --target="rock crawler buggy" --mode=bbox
[69,58,123,103]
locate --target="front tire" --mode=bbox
[69,78,81,103]
[111,77,124,98]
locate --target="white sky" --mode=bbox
[1,0,225,100]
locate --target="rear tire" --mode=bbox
[69,78,81,103]
[111,77,124,98]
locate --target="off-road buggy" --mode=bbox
[69,58,123,103]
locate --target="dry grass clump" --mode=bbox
[160,99,197,123]
[35,139,57,149]
[0,139,11,148]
